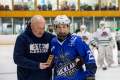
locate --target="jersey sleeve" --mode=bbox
[88,33,96,45]
[115,31,119,41]
[93,30,98,42]
[115,28,120,41]
[74,37,97,75]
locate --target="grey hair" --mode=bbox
[31,15,44,26]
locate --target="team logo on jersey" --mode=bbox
[54,51,78,78]
[68,36,77,47]
[30,43,49,53]
[82,36,88,41]
[101,31,108,37]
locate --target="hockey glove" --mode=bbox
[85,74,95,80]
[74,56,85,69]
[91,44,96,48]
[91,44,98,50]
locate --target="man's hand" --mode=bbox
[39,63,49,69]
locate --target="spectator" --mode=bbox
[83,3,88,10]
[61,0,67,10]
[101,3,105,10]
[43,3,47,10]
[108,3,113,10]
[67,3,72,10]
[80,5,84,11]
[13,15,55,80]
[37,5,41,10]
[48,2,52,11]
[95,3,99,10]
[72,3,76,10]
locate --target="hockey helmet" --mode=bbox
[80,25,86,31]
[48,23,53,27]
[26,20,31,25]
[53,15,70,40]
[80,25,86,29]
[53,15,70,27]
[99,20,105,27]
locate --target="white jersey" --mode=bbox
[115,28,120,41]
[93,27,113,45]
[77,31,95,45]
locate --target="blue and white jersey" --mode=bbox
[50,35,97,80]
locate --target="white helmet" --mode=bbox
[80,25,86,29]
[80,25,86,33]
[53,15,70,40]
[53,15,70,26]
[48,23,53,26]
[99,21,105,27]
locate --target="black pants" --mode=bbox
[117,42,120,50]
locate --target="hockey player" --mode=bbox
[115,25,120,64]
[50,15,97,80]
[26,20,31,25]
[46,23,56,35]
[21,20,31,33]
[77,25,96,56]
[93,20,115,70]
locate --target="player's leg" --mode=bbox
[105,44,114,66]
[98,45,106,70]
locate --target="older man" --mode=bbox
[13,15,55,80]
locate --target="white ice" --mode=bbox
[0,44,120,80]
